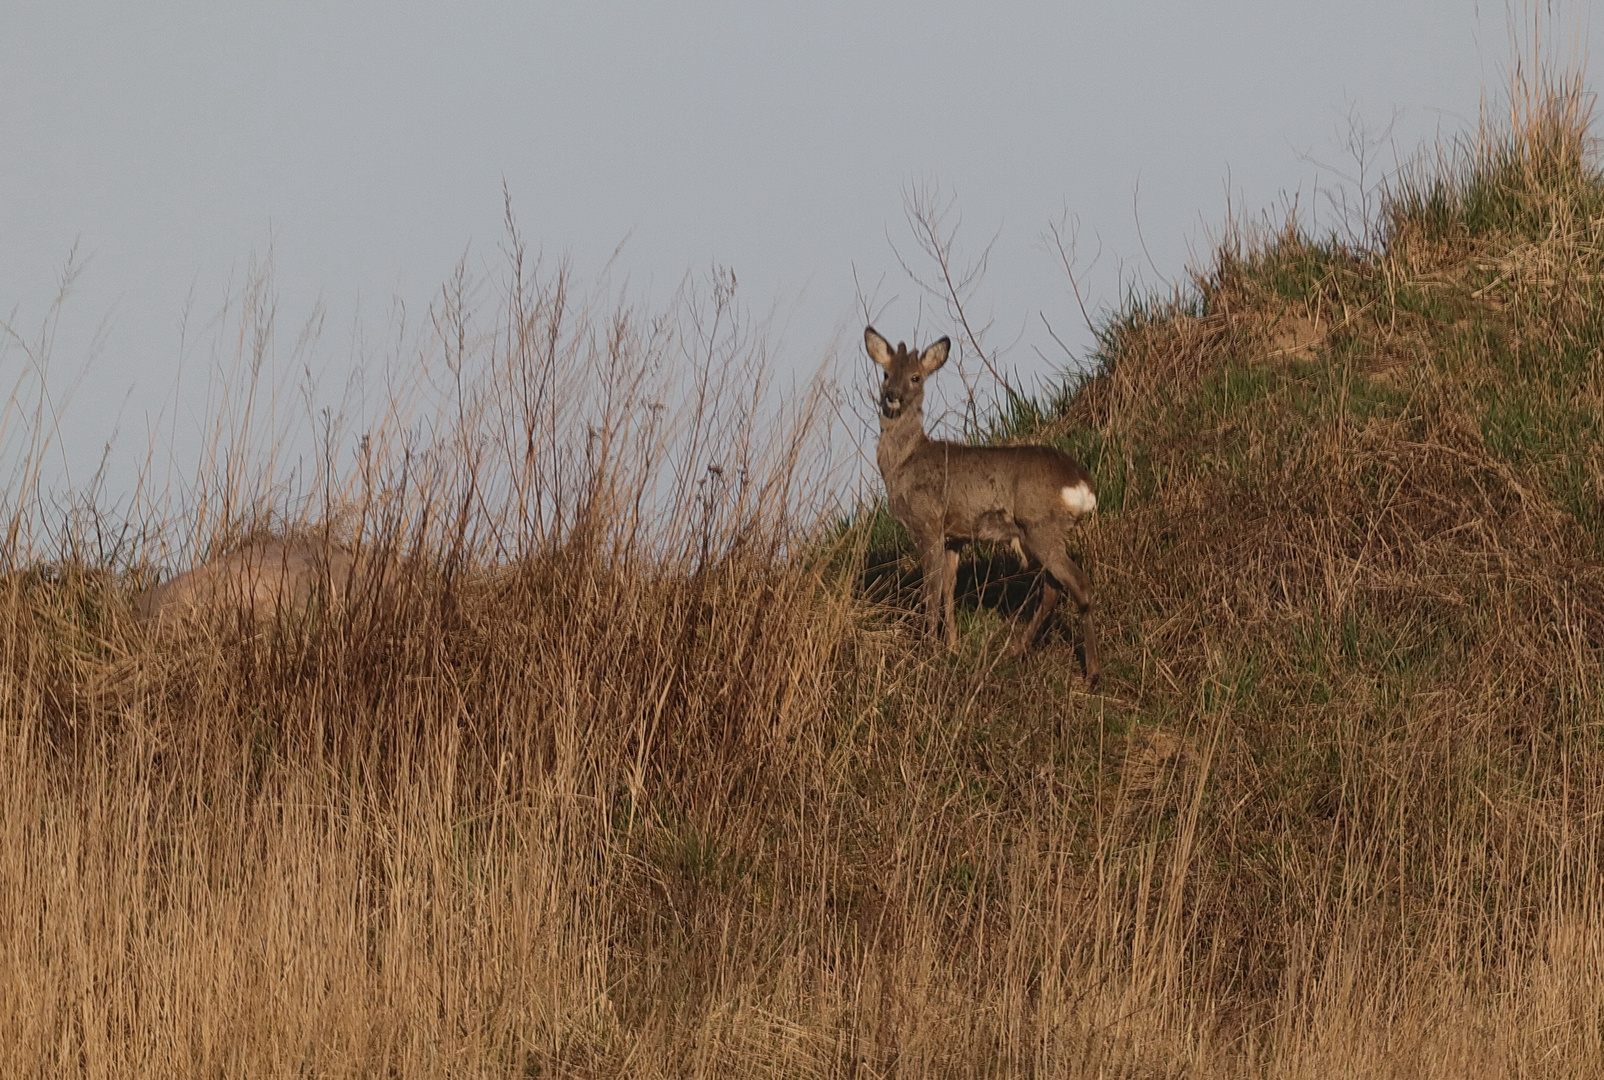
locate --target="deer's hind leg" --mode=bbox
[1019,532,1100,683]
[1008,575,1063,659]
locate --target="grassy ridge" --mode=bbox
[7,79,1604,1077]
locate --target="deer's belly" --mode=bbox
[943,507,1022,545]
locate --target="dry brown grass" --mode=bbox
[8,68,1604,1080]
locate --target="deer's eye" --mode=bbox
[910,375,921,384]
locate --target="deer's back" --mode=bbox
[134,538,355,625]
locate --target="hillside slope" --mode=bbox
[855,78,1604,1071]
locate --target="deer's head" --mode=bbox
[865,326,950,422]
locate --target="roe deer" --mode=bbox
[133,537,355,627]
[867,326,1099,681]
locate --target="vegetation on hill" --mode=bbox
[6,71,1604,1078]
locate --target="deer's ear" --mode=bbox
[918,337,951,375]
[864,326,893,370]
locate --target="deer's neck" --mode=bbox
[877,409,930,481]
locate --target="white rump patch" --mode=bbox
[1061,483,1096,515]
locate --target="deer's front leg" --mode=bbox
[943,547,960,649]
[918,541,949,642]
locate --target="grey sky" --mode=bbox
[0,2,1571,504]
